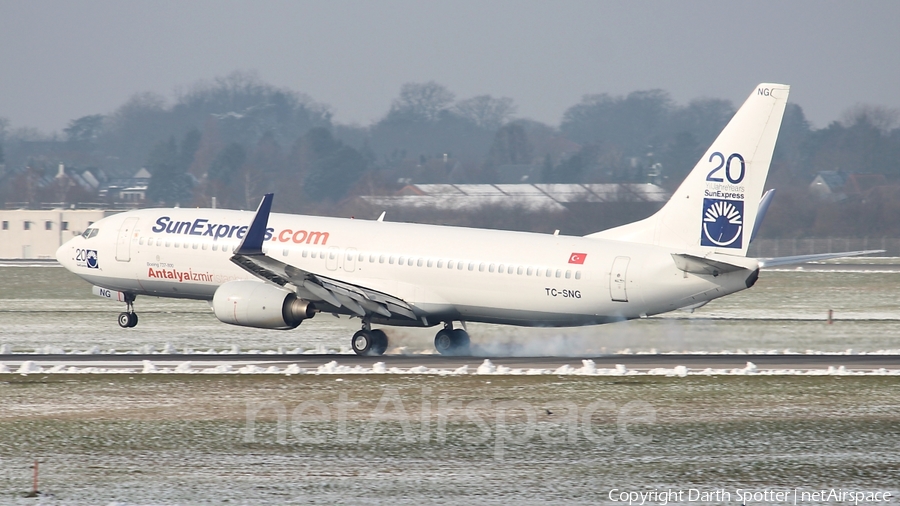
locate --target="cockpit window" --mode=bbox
[81,228,99,239]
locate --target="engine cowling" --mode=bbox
[212,280,316,330]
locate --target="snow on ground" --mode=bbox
[1,358,898,377]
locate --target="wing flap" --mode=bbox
[227,193,417,321]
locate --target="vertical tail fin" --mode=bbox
[588,83,790,257]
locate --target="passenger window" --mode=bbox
[447,260,454,269]
[458,262,464,270]
[174,242,180,249]
[427,259,433,268]
[212,244,218,252]
[517,266,523,275]
[545,268,552,277]
[556,269,562,278]
[369,254,375,263]
[192,243,198,250]
[302,250,308,258]
[202,243,208,251]
[489,264,495,273]
[417,258,424,267]
[283,248,289,257]
[527,267,533,276]
[398,256,405,265]
[139,238,145,245]
[390,256,396,265]
[508,266,514,274]
[468,262,474,271]
[408,258,415,266]
[575,271,582,280]
[565,270,571,279]
[379,255,385,264]
[437,260,443,268]
[479,263,485,272]
[165,241,171,247]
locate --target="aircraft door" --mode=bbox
[325,246,340,271]
[609,256,630,302]
[344,248,357,272]
[116,217,140,262]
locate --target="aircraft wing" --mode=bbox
[229,194,418,321]
[757,250,884,268]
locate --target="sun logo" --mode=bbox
[701,199,743,248]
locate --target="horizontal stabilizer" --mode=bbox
[671,253,752,276]
[758,250,884,268]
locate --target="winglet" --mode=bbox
[235,193,274,256]
[750,189,776,244]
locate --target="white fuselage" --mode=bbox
[57,208,756,328]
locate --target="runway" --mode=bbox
[3,352,899,373]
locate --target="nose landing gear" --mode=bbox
[434,323,470,355]
[117,295,138,328]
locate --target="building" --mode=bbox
[0,209,109,259]
[99,168,151,203]
[809,171,887,202]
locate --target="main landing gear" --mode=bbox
[434,323,470,356]
[117,295,138,328]
[349,320,471,356]
[351,320,388,356]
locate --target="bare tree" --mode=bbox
[454,95,517,130]
[840,104,900,133]
[389,82,455,122]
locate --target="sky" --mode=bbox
[1,0,899,134]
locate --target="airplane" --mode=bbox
[55,83,879,356]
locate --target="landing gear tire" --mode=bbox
[370,329,388,356]
[434,328,470,356]
[118,312,138,328]
[352,330,372,355]
[352,329,387,356]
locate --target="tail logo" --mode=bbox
[701,199,743,248]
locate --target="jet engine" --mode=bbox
[212,280,316,330]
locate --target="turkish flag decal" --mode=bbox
[568,252,587,264]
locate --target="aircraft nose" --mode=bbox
[56,241,72,268]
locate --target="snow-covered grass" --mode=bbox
[3,358,898,377]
